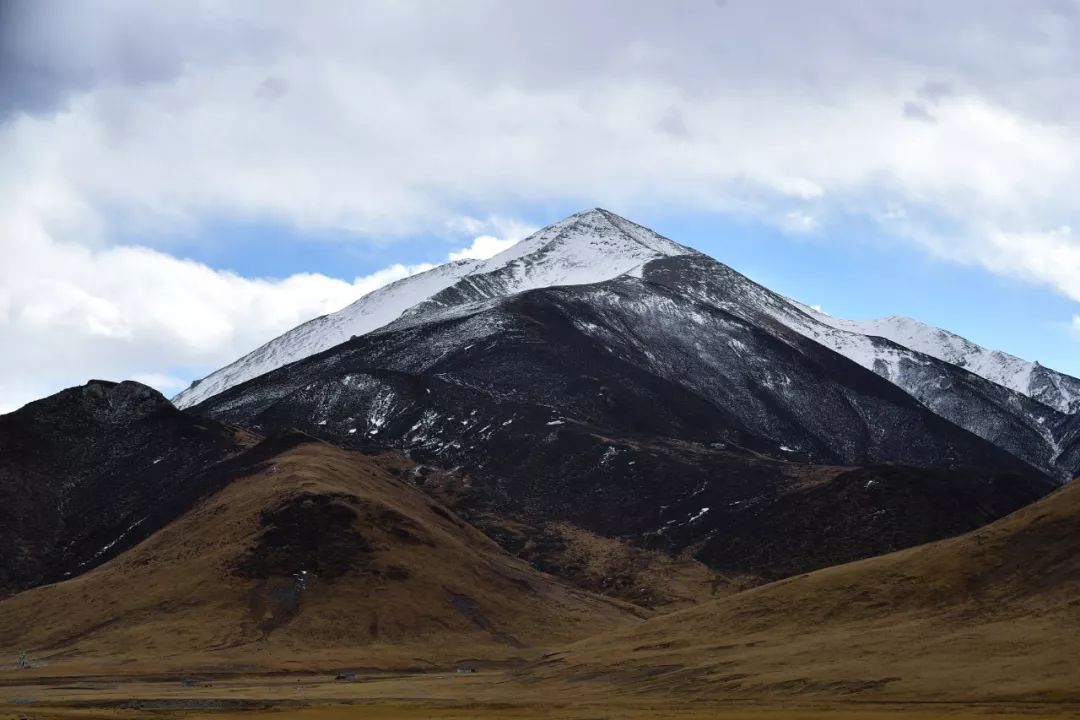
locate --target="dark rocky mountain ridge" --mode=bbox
[0,380,254,595]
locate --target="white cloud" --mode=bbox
[6,1,1080,252]
[446,218,536,260]
[915,225,1080,303]
[779,211,820,234]
[130,372,188,394]
[981,227,1080,304]
[5,0,1080,404]
[448,235,517,261]
[0,202,536,412]
[0,224,436,411]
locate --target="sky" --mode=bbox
[1,0,1079,413]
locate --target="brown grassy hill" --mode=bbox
[0,434,637,677]
[537,476,1080,702]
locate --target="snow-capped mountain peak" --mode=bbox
[395,208,697,322]
[177,207,1080,482]
[173,209,695,408]
[479,208,694,270]
[176,207,1078,434]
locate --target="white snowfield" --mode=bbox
[174,208,1079,417]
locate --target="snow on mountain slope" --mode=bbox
[173,260,483,408]
[175,209,695,407]
[396,208,696,323]
[793,306,1080,415]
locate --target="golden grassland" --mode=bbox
[1,443,1078,718]
[0,442,636,679]
[3,671,1080,720]
[538,477,1080,705]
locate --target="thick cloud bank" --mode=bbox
[2,0,1079,408]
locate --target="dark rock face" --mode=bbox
[194,258,1056,581]
[1057,416,1080,482]
[0,380,249,595]
[238,494,373,581]
[685,464,1049,581]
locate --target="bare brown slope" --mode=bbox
[539,476,1080,702]
[0,436,637,677]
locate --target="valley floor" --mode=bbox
[3,671,1080,720]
